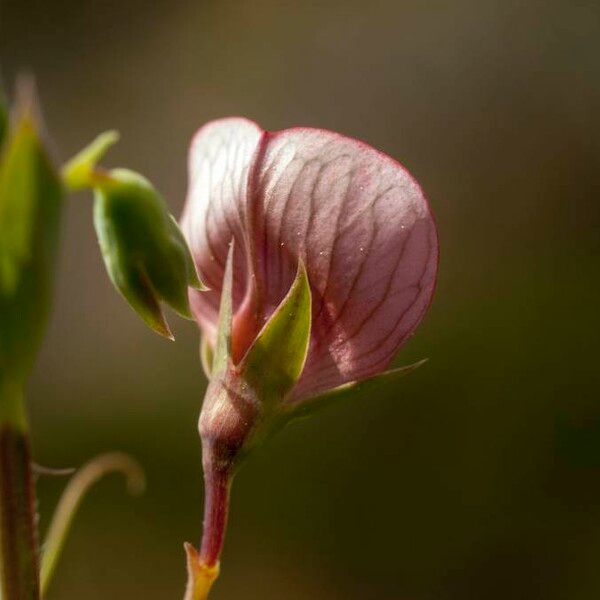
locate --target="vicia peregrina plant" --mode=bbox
[180,118,439,598]
[0,77,438,599]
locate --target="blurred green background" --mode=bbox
[2,0,600,598]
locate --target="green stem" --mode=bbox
[0,379,40,600]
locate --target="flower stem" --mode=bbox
[199,460,232,567]
[0,378,40,600]
[183,449,233,600]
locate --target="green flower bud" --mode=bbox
[0,92,63,386]
[63,133,206,339]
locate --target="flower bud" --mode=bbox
[63,133,206,339]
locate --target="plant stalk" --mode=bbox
[199,458,232,567]
[0,379,39,600]
[183,448,233,600]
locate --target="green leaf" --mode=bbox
[0,106,63,383]
[288,359,429,420]
[212,242,234,374]
[0,117,37,294]
[240,261,311,404]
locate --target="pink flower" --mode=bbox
[181,118,438,402]
[180,118,438,597]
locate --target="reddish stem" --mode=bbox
[0,426,39,599]
[199,458,232,567]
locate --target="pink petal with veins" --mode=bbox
[181,118,438,401]
[181,118,262,344]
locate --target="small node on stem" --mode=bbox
[183,542,219,600]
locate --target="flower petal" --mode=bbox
[252,128,438,399]
[183,120,438,399]
[181,118,263,345]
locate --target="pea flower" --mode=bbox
[180,118,438,598]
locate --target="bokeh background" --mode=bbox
[2,1,600,598]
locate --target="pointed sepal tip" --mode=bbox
[240,260,312,404]
[62,130,120,191]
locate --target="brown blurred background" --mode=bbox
[2,0,600,598]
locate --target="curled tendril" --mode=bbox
[40,452,145,597]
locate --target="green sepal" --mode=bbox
[0,102,63,383]
[168,214,205,291]
[62,130,119,191]
[212,242,234,374]
[287,359,429,420]
[240,262,311,405]
[64,133,206,339]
